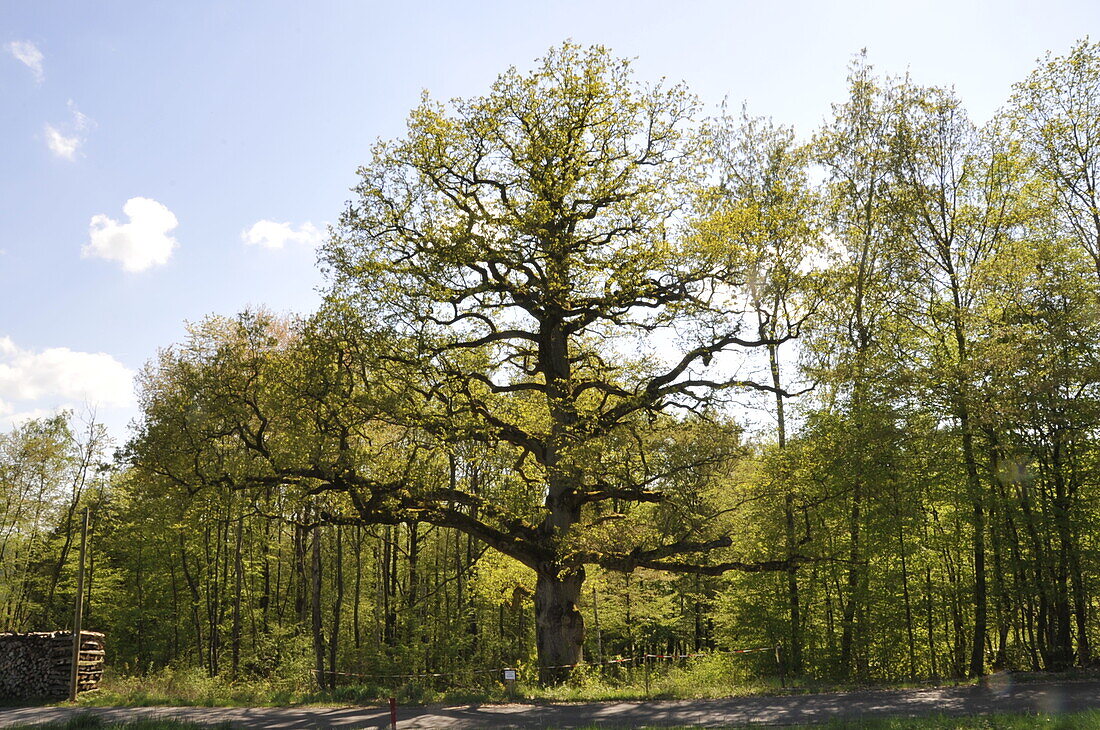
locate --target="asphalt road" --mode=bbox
[2,677,1098,728]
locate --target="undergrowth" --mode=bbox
[69,656,1081,709]
[75,654,795,707]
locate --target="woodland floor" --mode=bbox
[3,677,1100,728]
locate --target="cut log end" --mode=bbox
[0,631,106,700]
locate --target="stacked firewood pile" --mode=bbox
[0,631,105,699]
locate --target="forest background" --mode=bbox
[5,34,1100,698]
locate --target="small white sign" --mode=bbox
[503,669,517,682]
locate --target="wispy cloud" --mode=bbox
[44,101,94,160]
[84,197,179,273]
[7,40,44,82]
[44,125,79,158]
[242,220,325,249]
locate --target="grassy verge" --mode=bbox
[75,658,795,706]
[806,712,1100,729]
[2,717,231,730]
[8,709,1100,729]
[66,660,1096,709]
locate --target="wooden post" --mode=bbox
[69,506,90,702]
[388,696,397,729]
[644,649,650,698]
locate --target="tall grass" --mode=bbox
[78,666,315,707]
[74,654,1070,710]
[79,653,787,707]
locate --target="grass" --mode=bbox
[590,712,1100,728]
[53,659,1100,730]
[73,657,800,707]
[0,716,232,730]
[6,710,1100,729]
[75,654,975,707]
[805,712,1100,729]
[63,667,1031,708]
[85,650,1084,709]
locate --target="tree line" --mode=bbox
[3,40,1100,687]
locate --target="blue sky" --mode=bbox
[1,0,1097,442]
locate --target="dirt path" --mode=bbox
[2,677,1099,728]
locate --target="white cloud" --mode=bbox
[44,101,94,160]
[3,407,53,428]
[84,197,179,272]
[7,40,44,82]
[242,220,324,249]
[45,124,80,158]
[0,337,135,417]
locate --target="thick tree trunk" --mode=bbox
[231,516,243,677]
[311,524,326,691]
[962,423,987,678]
[785,501,802,673]
[767,338,803,676]
[945,278,986,679]
[294,511,309,626]
[178,534,205,670]
[406,521,420,642]
[840,478,863,676]
[1070,544,1090,665]
[1050,444,1075,669]
[536,308,585,684]
[535,566,585,684]
[329,525,343,690]
[898,519,917,679]
[352,526,362,650]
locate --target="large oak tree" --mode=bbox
[317,43,806,678]
[129,44,810,682]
